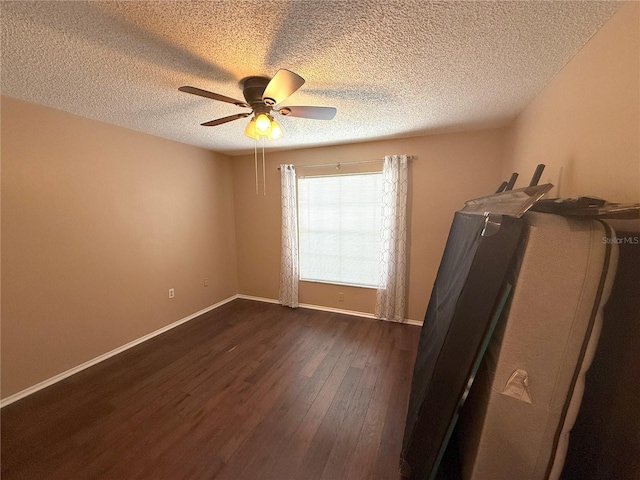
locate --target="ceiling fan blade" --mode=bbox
[179,86,249,107]
[262,69,305,106]
[279,106,337,120]
[201,113,251,127]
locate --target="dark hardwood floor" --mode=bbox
[1,299,421,480]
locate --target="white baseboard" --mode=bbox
[404,319,424,326]
[0,295,239,408]
[2,293,422,408]
[236,294,280,305]
[236,294,424,326]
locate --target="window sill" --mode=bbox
[299,279,377,290]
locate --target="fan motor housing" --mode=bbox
[241,76,271,112]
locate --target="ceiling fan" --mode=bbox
[179,69,337,140]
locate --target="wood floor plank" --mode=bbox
[319,323,387,480]
[296,365,363,480]
[1,299,420,480]
[343,322,402,480]
[264,319,368,478]
[373,346,415,479]
[216,321,324,463]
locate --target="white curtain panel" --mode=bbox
[279,164,299,308]
[375,155,409,321]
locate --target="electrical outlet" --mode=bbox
[204,278,209,287]
[169,288,175,299]
[338,292,344,302]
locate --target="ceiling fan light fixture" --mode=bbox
[244,117,259,140]
[269,119,283,139]
[255,113,272,136]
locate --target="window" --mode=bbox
[297,172,383,287]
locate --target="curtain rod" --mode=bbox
[277,159,383,170]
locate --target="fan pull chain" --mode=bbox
[254,140,258,195]
[262,140,266,196]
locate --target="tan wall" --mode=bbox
[233,130,506,322]
[503,1,640,203]
[1,96,238,398]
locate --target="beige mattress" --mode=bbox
[457,212,619,480]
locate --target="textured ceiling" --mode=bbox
[1,1,621,156]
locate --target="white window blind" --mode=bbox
[298,173,383,287]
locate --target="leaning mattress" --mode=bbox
[457,211,619,480]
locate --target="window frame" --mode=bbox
[296,171,383,289]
